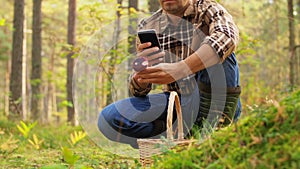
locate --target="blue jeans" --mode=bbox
[98,53,241,147]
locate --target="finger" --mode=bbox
[137,75,161,83]
[148,57,164,66]
[137,47,160,57]
[147,51,164,60]
[138,78,159,84]
[137,67,162,75]
[137,42,152,51]
[132,72,139,80]
[137,76,174,84]
[147,50,165,61]
[138,70,166,80]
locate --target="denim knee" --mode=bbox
[97,105,141,148]
[97,104,117,140]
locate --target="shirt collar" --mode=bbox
[159,2,196,33]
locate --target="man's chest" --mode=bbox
[156,20,206,61]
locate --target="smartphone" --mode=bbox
[137,29,161,49]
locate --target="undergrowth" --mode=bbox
[0,90,299,168]
[0,120,136,169]
[152,90,300,169]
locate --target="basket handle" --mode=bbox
[166,91,184,141]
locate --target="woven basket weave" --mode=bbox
[137,91,195,166]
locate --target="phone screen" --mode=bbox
[137,29,161,49]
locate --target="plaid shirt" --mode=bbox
[129,0,239,97]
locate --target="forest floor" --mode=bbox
[0,119,137,169]
[0,90,300,169]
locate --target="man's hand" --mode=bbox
[134,61,193,84]
[133,44,219,85]
[131,42,166,88]
[137,42,165,66]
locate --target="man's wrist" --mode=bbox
[132,76,150,90]
[129,76,152,97]
[176,60,193,80]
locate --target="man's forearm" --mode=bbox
[183,44,220,74]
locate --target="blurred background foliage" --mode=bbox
[0,0,299,168]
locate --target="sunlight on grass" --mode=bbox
[1,90,299,168]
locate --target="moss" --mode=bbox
[152,90,300,169]
[0,90,299,168]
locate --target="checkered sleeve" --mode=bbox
[128,73,152,97]
[201,2,239,61]
[128,18,153,97]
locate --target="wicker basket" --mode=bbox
[137,91,195,166]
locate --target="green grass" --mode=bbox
[151,90,300,169]
[0,121,137,169]
[0,90,300,168]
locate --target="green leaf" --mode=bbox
[59,100,74,108]
[29,121,38,130]
[16,121,37,138]
[69,131,86,146]
[0,19,6,26]
[61,147,79,165]
[28,134,44,150]
[20,121,29,132]
[16,125,27,138]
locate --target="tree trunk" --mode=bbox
[2,25,11,117]
[297,0,300,85]
[22,6,27,121]
[104,0,123,104]
[287,0,295,89]
[31,0,43,122]
[148,0,160,12]
[9,0,25,121]
[45,37,56,124]
[298,0,300,42]
[128,0,138,42]
[5,59,11,117]
[128,0,138,96]
[67,0,76,125]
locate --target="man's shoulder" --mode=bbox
[138,9,163,30]
[196,0,227,19]
[197,0,216,4]
[197,0,218,9]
